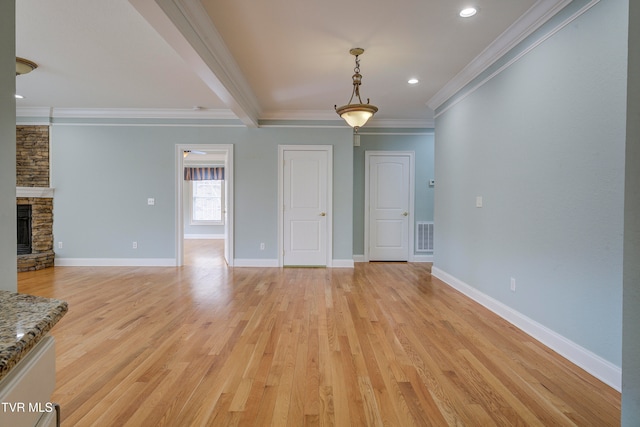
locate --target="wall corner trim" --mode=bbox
[431,266,621,392]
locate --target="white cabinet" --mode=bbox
[0,335,58,427]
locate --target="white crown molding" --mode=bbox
[260,110,434,128]
[16,106,432,128]
[50,107,237,120]
[130,0,261,127]
[427,0,573,111]
[15,107,53,118]
[260,110,340,121]
[17,106,238,120]
[368,118,435,129]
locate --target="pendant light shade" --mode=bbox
[338,104,378,128]
[16,57,37,76]
[335,48,378,131]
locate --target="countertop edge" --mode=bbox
[0,292,68,382]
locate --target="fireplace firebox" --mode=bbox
[17,204,32,255]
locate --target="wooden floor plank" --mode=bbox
[16,239,620,426]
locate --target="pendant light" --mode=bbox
[335,48,378,131]
[16,57,37,76]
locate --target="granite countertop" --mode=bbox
[0,290,68,382]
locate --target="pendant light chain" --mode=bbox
[351,54,364,105]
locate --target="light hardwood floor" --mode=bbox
[17,240,620,426]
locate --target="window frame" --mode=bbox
[189,179,224,226]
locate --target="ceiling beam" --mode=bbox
[130,0,261,127]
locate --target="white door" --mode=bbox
[283,149,329,266]
[368,154,411,261]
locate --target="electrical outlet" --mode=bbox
[260,243,265,250]
[476,196,483,208]
[510,277,516,292]
[133,241,138,249]
[58,242,63,249]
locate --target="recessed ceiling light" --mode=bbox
[460,7,477,17]
[15,94,24,99]
[408,78,419,85]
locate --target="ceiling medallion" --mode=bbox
[335,48,378,132]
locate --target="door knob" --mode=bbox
[320,212,326,216]
[402,212,408,216]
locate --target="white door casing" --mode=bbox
[279,145,332,267]
[365,152,415,261]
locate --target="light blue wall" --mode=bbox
[623,0,640,422]
[50,124,353,261]
[0,1,16,291]
[352,131,434,256]
[434,0,626,366]
[235,128,353,260]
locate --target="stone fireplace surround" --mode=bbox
[16,126,54,272]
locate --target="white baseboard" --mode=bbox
[411,254,433,263]
[353,255,432,263]
[431,267,621,392]
[233,259,354,268]
[55,258,176,267]
[233,259,279,267]
[331,259,355,268]
[184,234,224,239]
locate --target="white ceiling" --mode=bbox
[15,0,567,127]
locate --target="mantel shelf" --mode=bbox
[16,187,54,198]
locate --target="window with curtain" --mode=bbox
[185,167,225,225]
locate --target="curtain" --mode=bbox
[184,167,224,181]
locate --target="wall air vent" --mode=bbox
[416,221,434,252]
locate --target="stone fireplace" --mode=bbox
[16,125,55,272]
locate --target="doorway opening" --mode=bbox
[183,239,226,267]
[175,144,234,267]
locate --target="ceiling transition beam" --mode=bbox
[130,0,261,127]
